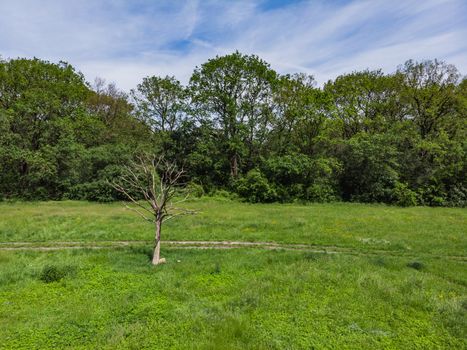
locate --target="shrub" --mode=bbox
[209,189,238,201]
[392,182,418,207]
[446,186,467,207]
[417,185,447,207]
[305,183,337,202]
[340,133,399,203]
[69,181,116,202]
[407,261,424,271]
[261,155,341,203]
[262,154,312,184]
[39,265,76,283]
[186,182,204,198]
[235,169,278,203]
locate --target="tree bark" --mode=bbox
[152,219,162,265]
[230,154,239,178]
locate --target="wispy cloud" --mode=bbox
[0,0,465,91]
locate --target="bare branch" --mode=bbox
[113,153,194,223]
[111,182,154,216]
[124,204,154,223]
[112,153,196,266]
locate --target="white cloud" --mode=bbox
[0,0,465,91]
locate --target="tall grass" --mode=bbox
[0,248,465,349]
[0,199,465,348]
[0,198,465,256]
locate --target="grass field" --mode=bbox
[0,198,466,349]
[1,198,466,256]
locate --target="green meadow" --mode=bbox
[0,198,466,349]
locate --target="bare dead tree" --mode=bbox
[112,154,194,265]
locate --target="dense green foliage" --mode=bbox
[1,53,465,205]
[0,199,466,349]
[0,58,150,201]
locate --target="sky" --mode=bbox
[0,0,466,92]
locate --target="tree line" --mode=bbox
[0,52,465,206]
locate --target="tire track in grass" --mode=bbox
[0,240,465,261]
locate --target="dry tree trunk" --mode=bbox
[230,154,239,178]
[152,219,162,265]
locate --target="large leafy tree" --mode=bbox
[271,73,331,155]
[88,78,149,146]
[397,59,460,139]
[131,75,188,133]
[324,70,401,138]
[0,58,90,150]
[0,58,91,198]
[0,58,149,200]
[189,51,277,178]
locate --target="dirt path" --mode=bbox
[0,240,349,252]
[0,240,465,261]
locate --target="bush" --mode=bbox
[69,181,116,202]
[262,154,312,184]
[446,186,467,207]
[417,185,447,207]
[392,182,418,207]
[261,155,341,203]
[340,134,399,203]
[305,183,337,202]
[39,265,76,283]
[186,182,204,198]
[209,189,238,200]
[407,261,425,271]
[235,169,278,203]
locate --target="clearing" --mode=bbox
[0,198,465,349]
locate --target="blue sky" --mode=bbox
[1,0,466,91]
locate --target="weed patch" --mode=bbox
[39,264,77,283]
[407,261,425,271]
